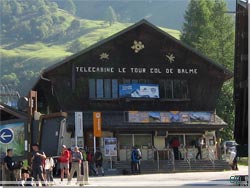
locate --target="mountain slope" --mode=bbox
[0,3,180,96]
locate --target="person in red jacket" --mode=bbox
[59,145,70,183]
[170,137,180,160]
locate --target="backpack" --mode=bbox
[95,151,102,161]
[87,153,93,162]
[132,149,141,161]
[136,149,142,160]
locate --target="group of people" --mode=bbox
[3,144,105,186]
[170,135,206,160]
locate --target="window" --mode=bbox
[89,79,118,99]
[112,79,118,98]
[104,79,111,98]
[160,79,189,99]
[89,79,95,98]
[96,79,104,98]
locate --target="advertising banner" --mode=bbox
[189,112,213,122]
[104,137,117,156]
[93,112,102,137]
[119,84,159,98]
[128,111,214,123]
[75,112,83,137]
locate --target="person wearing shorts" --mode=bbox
[59,145,70,183]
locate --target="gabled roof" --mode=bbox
[0,102,27,121]
[40,19,233,79]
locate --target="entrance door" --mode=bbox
[118,134,152,161]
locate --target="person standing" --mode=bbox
[196,135,205,160]
[136,147,142,174]
[171,137,180,160]
[94,149,104,176]
[31,143,46,186]
[44,156,55,185]
[131,146,141,174]
[4,149,16,185]
[87,151,96,176]
[68,146,83,184]
[59,145,70,183]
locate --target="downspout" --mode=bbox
[40,72,54,96]
[40,72,51,82]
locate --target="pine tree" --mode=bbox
[181,0,214,48]
[181,0,235,141]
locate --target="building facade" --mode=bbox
[33,20,232,161]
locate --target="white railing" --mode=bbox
[169,149,175,171]
[152,146,160,171]
[207,146,215,167]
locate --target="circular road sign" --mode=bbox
[0,128,14,144]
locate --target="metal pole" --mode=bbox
[110,156,112,169]
[94,136,96,154]
[83,161,89,184]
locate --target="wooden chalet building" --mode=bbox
[32,20,233,163]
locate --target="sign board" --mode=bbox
[128,111,214,123]
[104,137,117,157]
[75,112,83,137]
[119,84,159,98]
[0,128,14,144]
[93,112,102,137]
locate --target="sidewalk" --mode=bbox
[52,165,248,187]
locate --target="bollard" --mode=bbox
[80,161,89,186]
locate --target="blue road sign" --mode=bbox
[0,128,14,144]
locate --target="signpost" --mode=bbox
[104,137,117,170]
[93,112,102,154]
[0,128,14,144]
[75,112,83,147]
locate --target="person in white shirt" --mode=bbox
[44,156,55,185]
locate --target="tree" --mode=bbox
[181,0,214,48]
[2,73,20,86]
[70,19,81,30]
[181,0,235,141]
[105,6,118,26]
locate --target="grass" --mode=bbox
[1,18,180,74]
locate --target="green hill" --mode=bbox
[0,1,180,96]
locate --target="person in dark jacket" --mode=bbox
[94,149,104,176]
[31,143,46,186]
[4,149,16,185]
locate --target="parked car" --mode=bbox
[222,140,237,154]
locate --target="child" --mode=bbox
[45,156,55,185]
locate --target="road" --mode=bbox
[53,165,248,187]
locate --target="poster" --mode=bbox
[128,111,149,123]
[148,112,161,122]
[128,111,214,123]
[169,111,181,122]
[75,112,83,137]
[160,112,171,123]
[119,84,159,98]
[189,112,212,122]
[104,137,117,157]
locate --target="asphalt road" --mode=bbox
[51,165,249,187]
